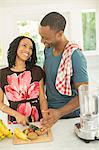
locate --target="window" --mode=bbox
[82,11,96,51]
[0,41,3,68]
[17,21,44,67]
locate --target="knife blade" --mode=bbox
[26,122,40,131]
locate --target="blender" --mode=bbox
[74,84,99,142]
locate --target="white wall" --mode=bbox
[0,0,98,66]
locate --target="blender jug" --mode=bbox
[78,84,99,130]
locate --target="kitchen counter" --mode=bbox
[0,111,99,150]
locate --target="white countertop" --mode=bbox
[0,111,99,150]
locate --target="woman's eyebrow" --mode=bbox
[22,43,33,48]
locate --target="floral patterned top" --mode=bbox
[0,66,44,123]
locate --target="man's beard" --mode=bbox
[44,42,56,48]
[50,42,56,48]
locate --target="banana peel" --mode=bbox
[14,128,29,141]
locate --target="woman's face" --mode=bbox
[16,38,33,62]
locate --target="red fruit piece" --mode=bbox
[29,128,34,133]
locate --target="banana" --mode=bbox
[0,130,5,140]
[0,119,12,137]
[14,128,28,140]
[7,132,13,138]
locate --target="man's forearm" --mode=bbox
[58,96,79,118]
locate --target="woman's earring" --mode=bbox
[28,57,31,62]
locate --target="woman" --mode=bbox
[0,36,48,126]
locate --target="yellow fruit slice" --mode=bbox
[27,131,38,140]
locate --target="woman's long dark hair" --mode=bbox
[7,36,37,69]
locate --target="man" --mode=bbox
[39,12,88,130]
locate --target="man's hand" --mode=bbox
[40,108,61,134]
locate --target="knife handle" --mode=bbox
[26,122,29,126]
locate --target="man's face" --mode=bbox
[39,25,61,48]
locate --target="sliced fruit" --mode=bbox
[35,129,42,136]
[27,131,38,140]
[23,129,30,135]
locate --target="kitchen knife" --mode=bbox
[26,122,40,131]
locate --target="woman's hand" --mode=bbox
[15,112,28,126]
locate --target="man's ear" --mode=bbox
[56,31,63,38]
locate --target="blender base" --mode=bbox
[74,123,99,142]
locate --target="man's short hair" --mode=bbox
[40,12,66,32]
